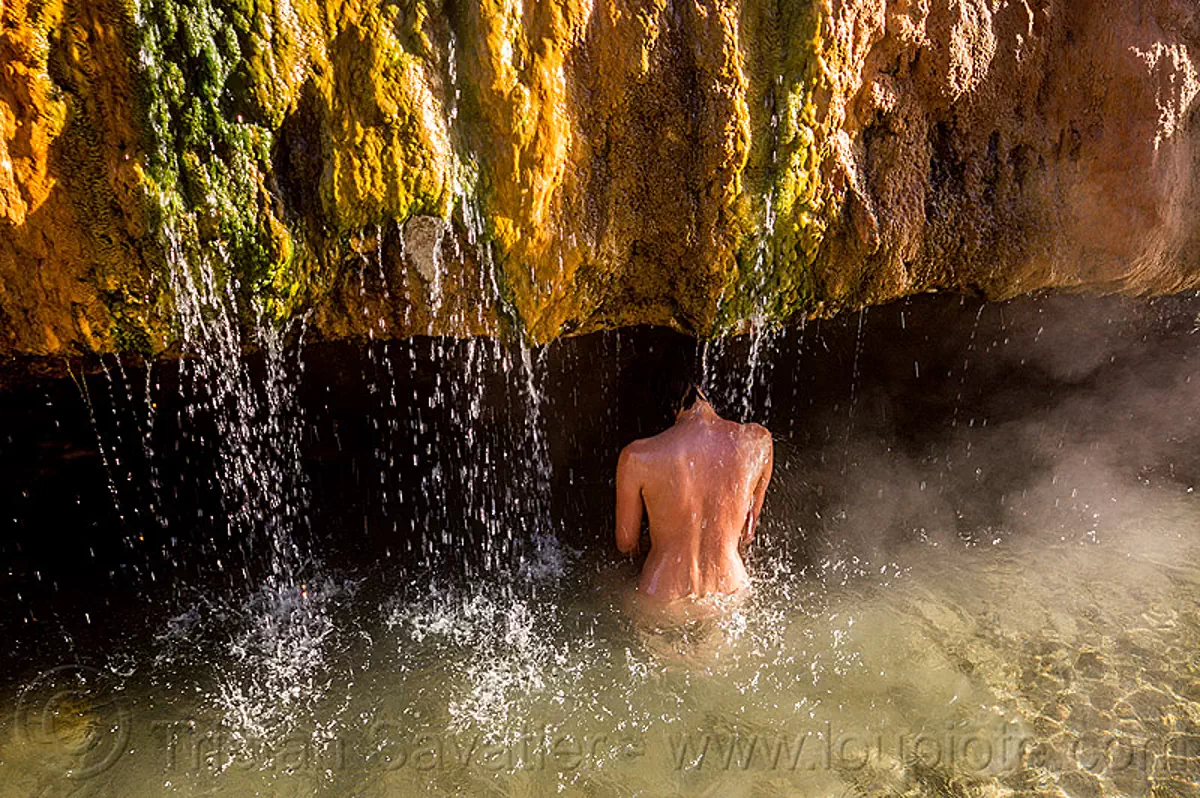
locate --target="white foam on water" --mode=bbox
[389,584,592,736]
[148,574,355,757]
[212,579,344,742]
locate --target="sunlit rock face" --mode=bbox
[820,0,1200,307]
[0,0,1197,358]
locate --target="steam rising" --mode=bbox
[732,296,1200,564]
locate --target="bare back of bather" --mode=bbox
[615,393,773,603]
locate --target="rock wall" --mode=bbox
[818,0,1200,308]
[0,0,1197,358]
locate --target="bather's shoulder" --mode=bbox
[621,422,679,455]
[739,422,773,454]
[617,437,654,467]
[740,422,772,443]
[618,431,677,473]
[620,434,657,454]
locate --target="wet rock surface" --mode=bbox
[0,1,1198,361]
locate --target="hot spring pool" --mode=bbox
[2,500,1198,797]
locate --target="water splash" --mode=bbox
[389,586,582,733]
[213,577,348,742]
[125,174,323,743]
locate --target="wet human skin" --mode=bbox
[615,399,773,602]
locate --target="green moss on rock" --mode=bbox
[133,0,304,325]
[717,0,830,334]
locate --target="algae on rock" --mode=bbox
[2,0,1199,363]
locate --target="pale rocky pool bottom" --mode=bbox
[0,490,1197,798]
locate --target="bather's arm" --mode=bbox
[742,428,774,546]
[615,444,645,556]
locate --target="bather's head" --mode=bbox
[657,360,709,421]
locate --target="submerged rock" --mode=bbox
[0,0,1197,359]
